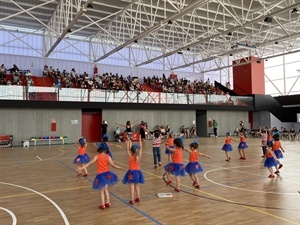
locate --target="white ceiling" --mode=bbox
[0,0,300,69]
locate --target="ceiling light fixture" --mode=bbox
[291,8,298,13]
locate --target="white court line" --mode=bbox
[0,182,70,225]
[35,155,42,160]
[204,168,300,195]
[0,207,17,225]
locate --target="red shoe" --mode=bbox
[129,200,134,204]
[135,197,140,202]
[229,157,231,160]
[268,174,275,178]
[195,185,200,189]
[98,205,105,209]
[242,157,246,160]
[192,181,196,186]
[166,180,172,186]
[154,165,157,169]
[261,155,265,158]
[274,171,280,174]
[225,159,230,162]
[83,174,88,177]
[239,157,243,159]
[174,188,180,192]
[158,162,161,166]
[105,203,111,207]
[278,164,283,169]
[77,173,82,177]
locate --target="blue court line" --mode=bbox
[56,160,163,225]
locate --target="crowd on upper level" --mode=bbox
[1,63,229,96]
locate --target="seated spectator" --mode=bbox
[0,64,6,76]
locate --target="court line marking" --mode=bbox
[204,168,300,195]
[0,182,70,225]
[0,207,17,225]
[56,160,163,225]
[113,159,300,225]
[35,154,42,160]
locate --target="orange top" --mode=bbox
[265,150,273,158]
[272,141,281,150]
[78,146,86,155]
[171,147,183,163]
[267,133,273,141]
[129,155,140,170]
[97,154,109,174]
[167,138,174,147]
[225,137,232,144]
[189,151,198,162]
[240,136,246,142]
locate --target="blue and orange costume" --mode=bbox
[164,147,185,176]
[92,154,119,190]
[272,141,284,159]
[264,150,278,168]
[238,135,248,149]
[165,137,174,155]
[73,139,90,164]
[185,151,203,174]
[122,155,144,184]
[222,136,233,151]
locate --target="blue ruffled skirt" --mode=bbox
[164,163,186,176]
[264,157,278,168]
[238,142,248,149]
[185,162,203,174]
[222,144,233,151]
[122,170,145,184]
[73,153,90,164]
[92,171,119,190]
[274,149,283,159]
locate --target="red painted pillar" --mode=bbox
[233,56,265,95]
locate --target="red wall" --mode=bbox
[82,112,102,142]
[233,56,265,95]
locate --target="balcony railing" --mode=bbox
[0,85,253,106]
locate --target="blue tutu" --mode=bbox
[222,144,233,151]
[165,146,174,154]
[238,142,248,149]
[274,150,283,159]
[164,163,186,176]
[92,171,119,190]
[73,153,90,164]
[122,170,145,184]
[185,162,203,174]
[264,157,278,168]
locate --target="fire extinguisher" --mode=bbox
[93,64,98,76]
[208,118,212,127]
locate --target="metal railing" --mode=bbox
[0,85,253,106]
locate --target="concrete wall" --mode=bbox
[253,111,271,128]
[206,110,249,136]
[102,109,196,139]
[0,108,81,146]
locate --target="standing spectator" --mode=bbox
[212,119,218,137]
[101,120,108,140]
[139,121,146,141]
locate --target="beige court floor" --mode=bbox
[0,137,299,225]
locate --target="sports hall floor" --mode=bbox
[0,137,299,225]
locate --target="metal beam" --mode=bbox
[136,2,300,67]
[45,0,94,57]
[94,0,209,62]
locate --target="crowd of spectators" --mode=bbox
[0,64,34,86]
[143,75,226,95]
[248,126,300,141]
[1,63,230,96]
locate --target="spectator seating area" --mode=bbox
[0,135,13,148]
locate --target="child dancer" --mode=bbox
[93,135,122,159]
[73,137,90,177]
[221,132,234,161]
[237,131,248,160]
[165,132,174,163]
[272,134,284,174]
[78,142,124,209]
[122,136,144,204]
[184,141,210,188]
[146,129,164,169]
[264,143,281,178]
[164,138,186,192]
